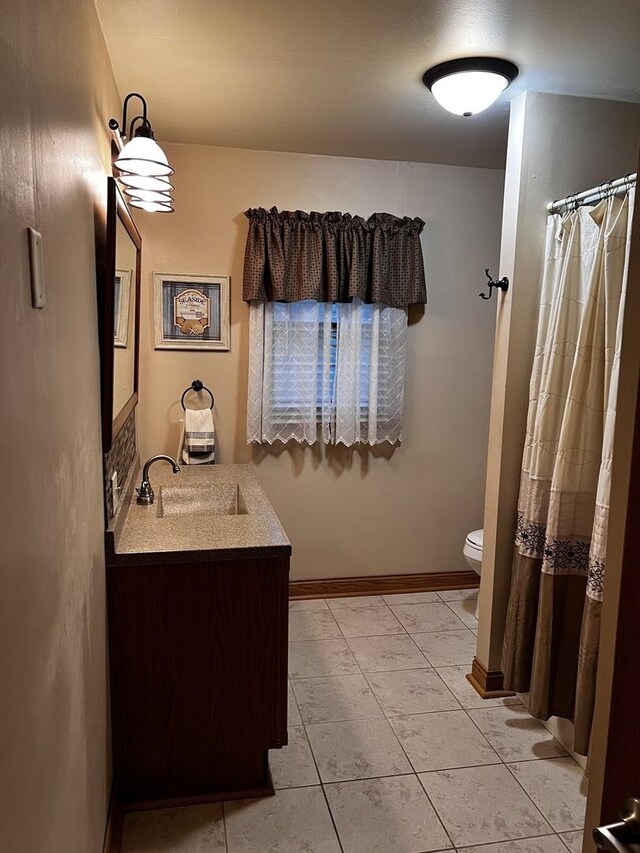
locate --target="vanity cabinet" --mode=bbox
[107,553,289,804]
[105,464,291,806]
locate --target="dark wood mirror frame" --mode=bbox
[98,177,142,453]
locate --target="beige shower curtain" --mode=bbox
[502,189,635,755]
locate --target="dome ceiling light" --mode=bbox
[109,92,175,213]
[423,57,519,117]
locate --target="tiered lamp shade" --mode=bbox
[118,174,174,192]
[114,136,173,176]
[114,135,175,213]
[128,198,174,213]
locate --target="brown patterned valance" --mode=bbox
[242,207,427,307]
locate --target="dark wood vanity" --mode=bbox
[105,464,291,807]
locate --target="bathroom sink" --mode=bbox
[158,483,248,518]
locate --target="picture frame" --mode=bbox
[113,268,132,348]
[153,273,230,351]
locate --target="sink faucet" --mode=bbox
[136,455,180,506]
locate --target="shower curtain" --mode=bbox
[501,189,635,755]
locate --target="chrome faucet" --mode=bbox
[136,455,180,505]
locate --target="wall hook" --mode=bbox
[479,268,509,300]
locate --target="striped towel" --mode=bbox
[181,407,215,465]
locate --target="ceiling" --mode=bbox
[96,0,640,169]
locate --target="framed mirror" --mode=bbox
[98,177,141,452]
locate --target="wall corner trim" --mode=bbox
[103,785,123,853]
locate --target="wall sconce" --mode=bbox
[109,93,175,213]
[423,57,518,117]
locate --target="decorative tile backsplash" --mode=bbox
[104,409,137,523]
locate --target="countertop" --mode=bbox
[106,462,291,565]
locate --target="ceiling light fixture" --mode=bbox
[109,93,175,212]
[423,57,519,117]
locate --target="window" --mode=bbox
[247,299,408,446]
[270,303,372,418]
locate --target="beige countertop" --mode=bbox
[106,462,291,565]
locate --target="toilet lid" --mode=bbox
[466,529,483,549]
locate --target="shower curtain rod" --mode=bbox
[547,172,636,214]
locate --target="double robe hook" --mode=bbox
[479,268,509,300]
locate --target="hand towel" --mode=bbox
[182,407,215,465]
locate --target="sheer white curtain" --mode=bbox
[247,299,408,446]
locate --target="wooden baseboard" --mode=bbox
[290,571,479,599]
[120,783,275,813]
[103,785,123,853]
[466,655,516,699]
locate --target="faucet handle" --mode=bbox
[136,479,154,506]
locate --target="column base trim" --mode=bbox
[467,656,516,699]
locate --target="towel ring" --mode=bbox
[181,379,214,410]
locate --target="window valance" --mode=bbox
[242,207,427,308]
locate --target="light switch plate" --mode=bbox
[27,227,45,308]
[111,471,119,517]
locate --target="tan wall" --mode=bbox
[0,1,120,850]
[136,145,504,580]
[477,92,640,676]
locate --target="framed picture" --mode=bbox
[113,268,132,348]
[153,273,230,351]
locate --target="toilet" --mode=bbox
[463,529,483,620]
[463,528,483,576]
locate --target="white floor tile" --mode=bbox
[289,609,342,641]
[288,638,359,679]
[121,804,226,852]
[332,605,405,637]
[468,705,568,762]
[224,786,341,853]
[437,588,479,602]
[443,598,478,629]
[326,595,385,609]
[291,674,382,724]
[289,598,329,611]
[435,665,521,709]
[382,592,441,605]
[347,634,430,672]
[287,681,302,725]
[419,763,552,847]
[390,710,500,772]
[559,830,584,852]
[270,726,319,789]
[306,717,412,782]
[459,836,569,853]
[366,669,461,716]
[325,775,452,853]
[390,602,467,633]
[508,757,587,832]
[411,629,477,667]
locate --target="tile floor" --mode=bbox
[121,589,587,852]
